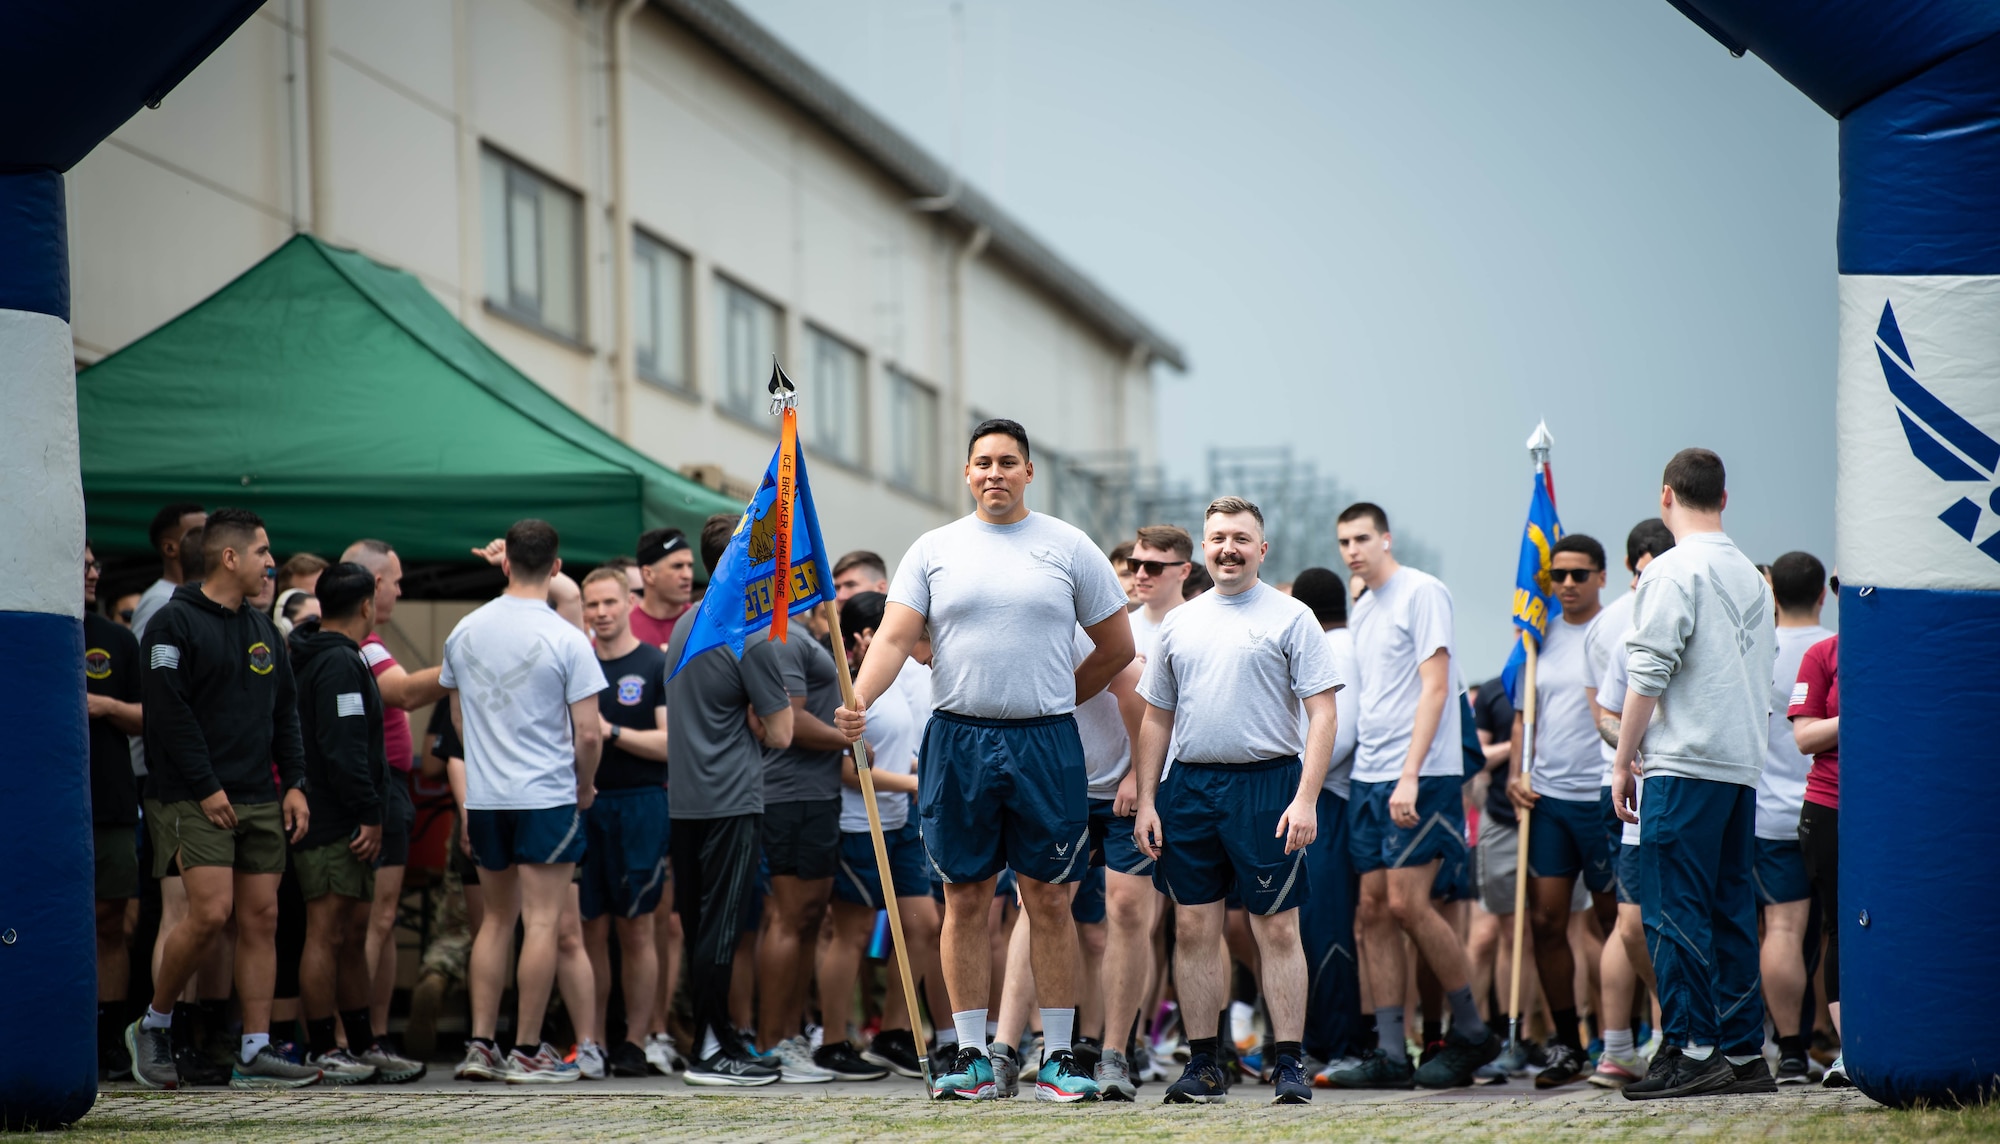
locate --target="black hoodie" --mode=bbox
[141,583,306,805]
[288,620,388,850]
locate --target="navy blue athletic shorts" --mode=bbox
[1088,797,1154,878]
[1154,756,1310,915]
[1347,776,1466,875]
[1070,865,1108,924]
[578,787,670,921]
[834,822,931,908]
[918,710,1091,886]
[468,804,585,871]
[1615,841,1643,906]
[1753,837,1811,906]
[1526,791,1616,894]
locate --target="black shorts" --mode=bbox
[377,773,414,868]
[761,798,840,880]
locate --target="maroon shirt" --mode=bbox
[361,633,414,772]
[1789,635,1839,810]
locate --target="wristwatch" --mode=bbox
[608,725,622,742]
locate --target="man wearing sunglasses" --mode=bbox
[1504,533,1612,1088]
[1127,525,1193,665]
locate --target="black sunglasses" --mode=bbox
[1125,558,1188,577]
[1548,567,1598,584]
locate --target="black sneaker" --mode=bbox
[1622,1046,1733,1101]
[1074,1035,1103,1077]
[1418,1039,1445,1068]
[684,1047,780,1087]
[1534,1042,1591,1089]
[815,1041,890,1082]
[173,1042,232,1087]
[1413,1027,1502,1089]
[1722,1056,1778,1095]
[1774,1054,1812,1085]
[609,1039,653,1078]
[1271,1054,1312,1105]
[861,1030,926,1079]
[1324,1048,1416,1090]
[1163,1054,1229,1104]
[927,1042,960,1083]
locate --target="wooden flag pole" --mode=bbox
[1505,628,1539,1054]
[821,598,934,1094]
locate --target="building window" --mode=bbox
[633,233,690,392]
[887,369,939,499]
[480,148,583,342]
[806,326,866,469]
[716,275,780,421]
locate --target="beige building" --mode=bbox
[66,0,1184,565]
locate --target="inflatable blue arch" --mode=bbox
[1,0,1994,1126]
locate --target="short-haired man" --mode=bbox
[445,520,607,1084]
[1612,449,1777,1100]
[338,539,448,1063]
[577,568,672,1079]
[632,528,696,649]
[85,544,145,1078]
[1755,551,1831,1085]
[1109,540,1138,606]
[131,502,206,639]
[1134,500,1342,1105]
[832,550,890,602]
[1127,525,1194,664]
[1505,532,1613,1088]
[835,418,1135,1102]
[1327,502,1499,1089]
[1287,567,1367,1081]
[663,514,795,1086]
[287,563,420,1084]
[130,508,319,1089]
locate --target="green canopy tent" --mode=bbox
[78,234,739,572]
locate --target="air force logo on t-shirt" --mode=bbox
[248,641,276,675]
[616,674,647,706]
[85,648,113,680]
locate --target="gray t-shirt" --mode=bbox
[663,623,792,820]
[889,512,1128,720]
[440,596,607,811]
[130,577,176,641]
[746,630,843,804]
[1071,628,1131,798]
[1139,581,1343,765]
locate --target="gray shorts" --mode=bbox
[1476,817,1588,915]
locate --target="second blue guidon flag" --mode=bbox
[669,402,834,677]
[1501,452,1563,707]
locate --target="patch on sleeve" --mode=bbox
[150,645,182,670]
[361,643,393,669]
[1790,682,1809,706]
[336,692,366,718]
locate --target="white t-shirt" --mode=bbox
[1584,590,1638,782]
[1597,638,1642,846]
[1072,629,1132,799]
[1130,607,1166,665]
[1139,581,1342,765]
[1528,616,1605,800]
[889,512,1128,719]
[895,657,932,735]
[1759,624,1831,840]
[843,663,921,833]
[1349,567,1462,783]
[1299,625,1361,798]
[441,595,607,811]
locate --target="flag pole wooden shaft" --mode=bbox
[1506,628,1538,1047]
[821,599,933,1091]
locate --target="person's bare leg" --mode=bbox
[650,890,683,1038]
[818,901,875,1043]
[1526,877,1578,1022]
[879,895,943,1034]
[1599,907,1638,1042]
[1171,901,1228,1040]
[300,896,347,1023]
[1466,907,1499,1023]
[515,865,581,1047]
[1569,904,1606,1038]
[1246,910,1308,1042]
[942,879,1001,1019]
[994,905,1037,1048]
[729,931,757,1034]
[468,866,521,1041]
[583,914,614,1044]
[96,899,132,1004]
[555,885,597,1046]
[365,863,405,1037]
[1760,899,1811,1038]
[1100,872,1158,1054]
[232,871,283,1038]
[1017,878,1080,1016]
[1356,871,1405,1026]
[1077,920,1107,1042]
[757,874,832,1048]
[1385,866,1469,989]
[985,893,1014,1020]
[613,913,659,1048]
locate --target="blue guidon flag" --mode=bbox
[1501,434,1563,707]
[669,406,835,677]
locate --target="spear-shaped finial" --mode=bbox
[767,357,797,415]
[1526,419,1553,468]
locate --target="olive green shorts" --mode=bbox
[94,825,139,900]
[145,798,288,878]
[292,839,375,902]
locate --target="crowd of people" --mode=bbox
[84,421,1843,1107]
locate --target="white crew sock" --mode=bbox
[241,1033,270,1064]
[953,1009,988,1055]
[1603,1028,1635,1059]
[142,1006,173,1030]
[934,1025,959,1047]
[1726,1054,1760,1066]
[700,1027,722,1060]
[1041,1008,1075,1056]
[1682,1044,1714,1061]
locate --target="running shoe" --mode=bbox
[775,1035,833,1084]
[1136,1042,1170,1083]
[990,1044,1020,1098]
[306,1048,378,1086]
[358,1042,425,1084]
[126,1020,179,1090]
[1074,1035,1103,1078]
[1622,1047,1732,1101]
[1491,1038,1532,1077]
[1413,1027,1502,1089]
[1774,1054,1813,1085]
[861,1030,925,1079]
[173,1042,233,1087]
[1418,1039,1445,1068]
[573,1039,607,1080]
[231,1046,324,1089]
[643,1031,686,1075]
[1324,1048,1415,1090]
[1312,1055,1366,1088]
[1271,1055,1312,1105]
[1534,1042,1591,1089]
[683,1046,780,1087]
[1822,1054,1851,1088]
[1589,1051,1648,1088]
[1162,1054,1229,1104]
[1095,1048,1137,1102]
[813,1041,889,1081]
[1722,1056,1778,1095]
[1033,1049,1099,1103]
[926,1041,961,1083]
[609,1040,653,1078]
[932,1046,997,1101]
[506,1042,582,1084]
[455,1039,509,1081]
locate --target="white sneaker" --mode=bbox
[644,1032,685,1075]
[775,1036,833,1084]
[805,1022,825,1052]
[574,1040,608,1080]
[1315,1055,1366,1087]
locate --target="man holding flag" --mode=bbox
[833,418,1135,1102]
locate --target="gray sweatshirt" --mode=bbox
[1623,531,1776,788]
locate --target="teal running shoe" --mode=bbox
[1033,1049,1100,1103]
[933,1046,997,1100]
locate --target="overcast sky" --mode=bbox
[738,0,1838,675]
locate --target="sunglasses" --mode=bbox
[85,560,103,573]
[1125,558,1188,577]
[1547,567,1599,584]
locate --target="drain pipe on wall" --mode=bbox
[609,0,646,441]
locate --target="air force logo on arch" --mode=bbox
[1876,300,2000,565]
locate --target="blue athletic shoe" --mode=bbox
[933,1046,997,1100]
[1033,1049,1100,1102]
[1163,1053,1230,1104]
[1271,1054,1312,1105]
